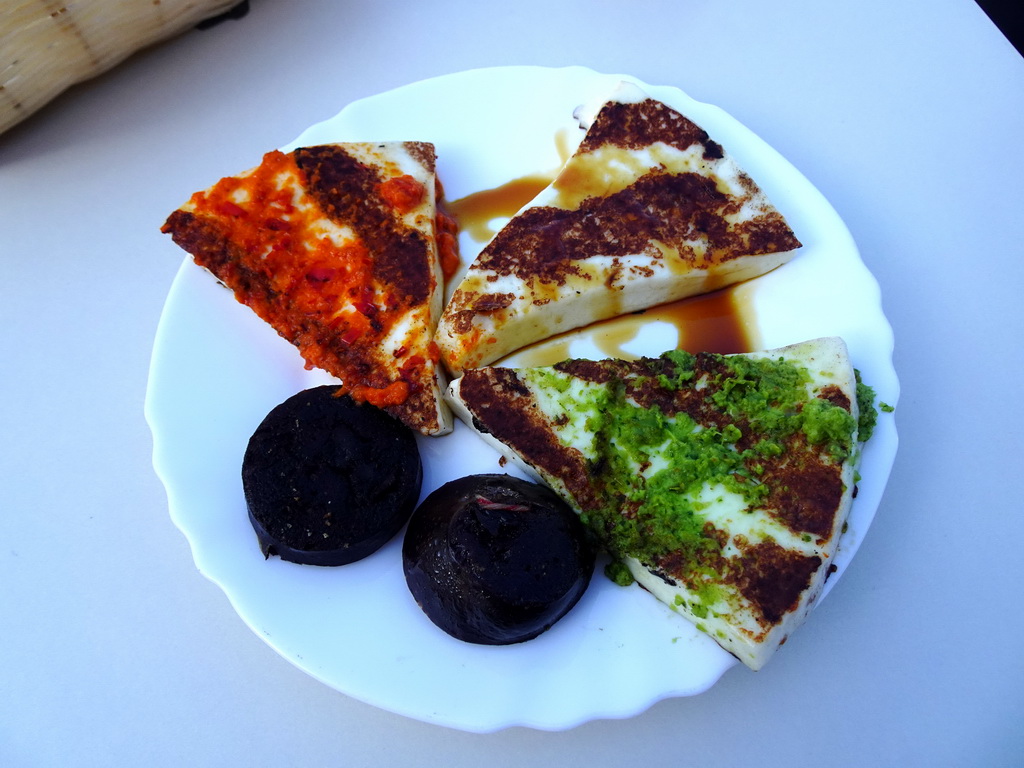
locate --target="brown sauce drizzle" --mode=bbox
[447,174,554,243]
[644,286,758,355]
[505,285,758,368]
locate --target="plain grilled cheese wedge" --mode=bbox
[436,83,801,376]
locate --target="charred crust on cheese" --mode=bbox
[578,98,724,160]
[469,171,799,285]
[649,508,826,626]
[818,384,853,412]
[760,455,844,539]
[163,210,254,291]
[645,523,823,627]
[294,145,433,307]
[470,292,517,312]
[401,140,437,172]
[729,540,822,625]
[457,369,598,510]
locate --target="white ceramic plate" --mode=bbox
[146,65,899,732]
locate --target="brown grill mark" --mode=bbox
[818,384,852,412]
[458,369,598,510]
[730,539,822,625]
[473,170,799,285]
[402,141,436,172]
[553,358,624,385]
[578,99,723,160]
[469,292,516,312]
[759,445,844,539]
[558,353,734,430]
[295,145,433,307]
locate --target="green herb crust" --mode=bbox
[854,370,880,442]
[449,337,880,669]
[524,349,867,582]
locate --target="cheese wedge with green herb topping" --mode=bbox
[446,337,872,669]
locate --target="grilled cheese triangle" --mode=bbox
[162,141,453,436]
[446,337,865,669]
[436,83,801,376]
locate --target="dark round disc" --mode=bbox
[403,474,595,644]
[242,385,422,566]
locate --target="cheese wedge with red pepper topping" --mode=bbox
[447,337,869,669]
[162,142,454,435]
[436,83,801,376]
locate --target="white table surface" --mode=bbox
[2,1,1022,765]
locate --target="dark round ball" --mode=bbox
[403,474,595,644]
[242,386,422,566]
